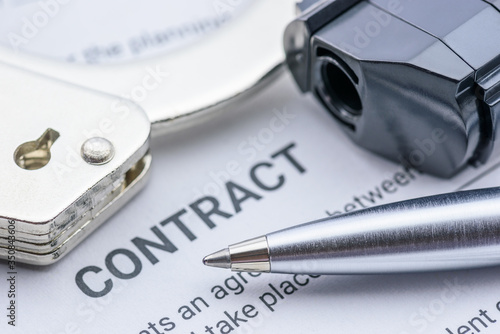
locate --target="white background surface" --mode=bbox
[0,0,251,63]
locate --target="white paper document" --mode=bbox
[0,0,252,63]
[1,71,500,333]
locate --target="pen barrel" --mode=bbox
[266,187,500,274]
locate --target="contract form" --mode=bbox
[1,71,500,333]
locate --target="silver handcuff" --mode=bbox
[1,0,499,264]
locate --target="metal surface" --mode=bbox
[203,236,270,272]
[284,0,500,177]
[284,0,362,92]
[0,63,151,264]
[0,0,297,136]
[229,236,271,272]
[266,187,500,274]
[203,248,232,269]
[81,137,115,165]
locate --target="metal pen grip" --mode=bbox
[267,187,500,274]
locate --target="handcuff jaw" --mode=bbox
[285,0,500,178]
[0,63,151,265]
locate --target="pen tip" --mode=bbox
[203,248,231,269]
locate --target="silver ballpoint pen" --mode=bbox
[203,187,500,274]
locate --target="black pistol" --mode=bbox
[284,0,500,177]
